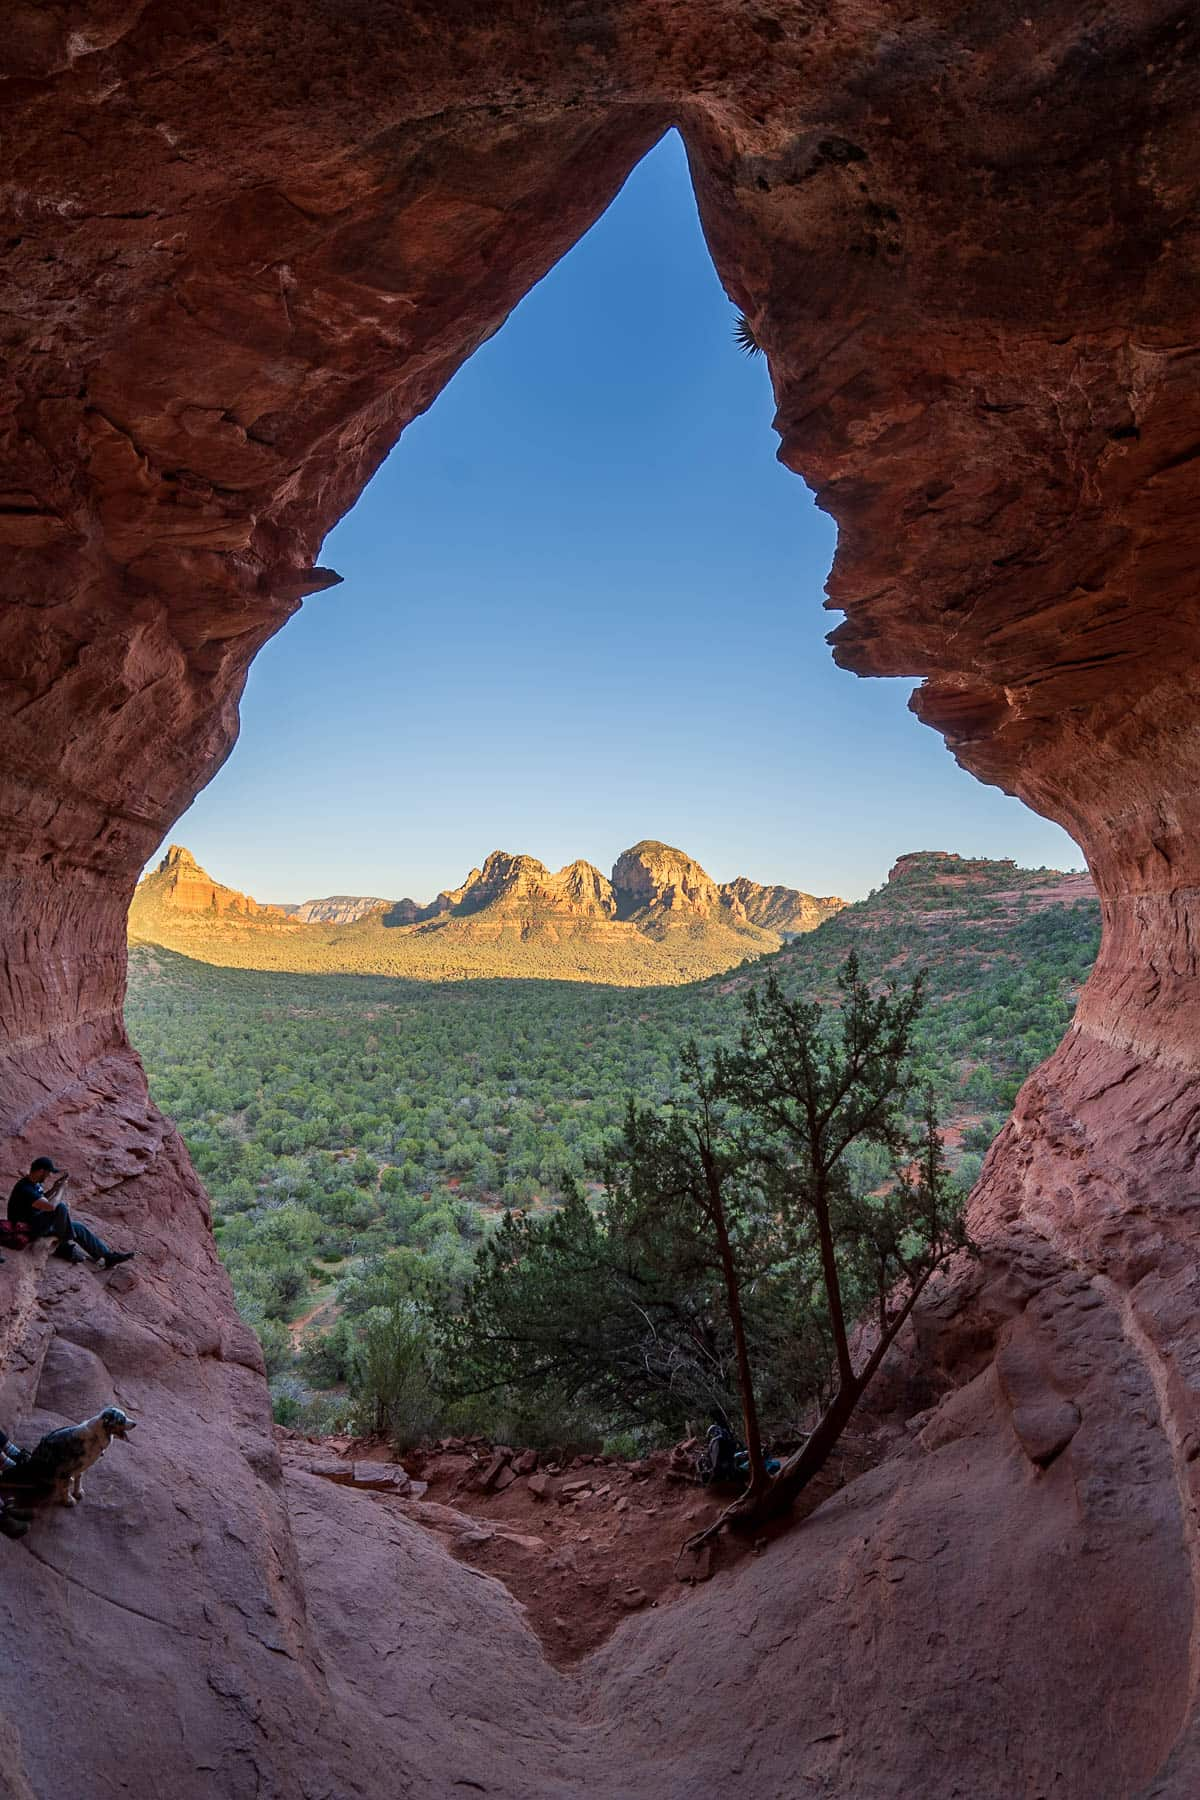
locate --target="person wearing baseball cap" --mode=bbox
[6,1158,134,1271]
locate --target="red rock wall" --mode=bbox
[3,4,1200,1794]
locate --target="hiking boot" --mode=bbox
[53,1243,85,1263]
[101,1249,135,1271]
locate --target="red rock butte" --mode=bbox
[1,6,1198,1796]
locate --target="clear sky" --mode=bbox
[166,131,1082,906]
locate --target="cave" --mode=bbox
[2,6,1199,1795]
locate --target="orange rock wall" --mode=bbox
[3,4,1200,1795]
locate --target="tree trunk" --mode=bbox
[727,1265,935,1531]
[707,1167,769,1494]
[812,1181,854,1391]
[728,1378,861,1529]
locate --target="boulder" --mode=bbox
[308,1457,355,1484]
[471,1449,513,1493]
[352,1464,411,1495]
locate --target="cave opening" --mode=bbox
[114,118,1108,1677]
[156,128,1081,915]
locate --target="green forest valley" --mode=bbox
[125,850,1100,1455]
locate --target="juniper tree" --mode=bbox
[600,1044,787,1497]
[439,952,970,1525]
[712,954,972,1525]
[435,1084,795,1456]
[433,1184,721,1434]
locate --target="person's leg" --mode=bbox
[68,1213,134,1268]
[65,1214,111,1262]
[28,1203,71,1244]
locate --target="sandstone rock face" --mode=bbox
[448,851,616,920]
[3,4,1200,1795]
[612,839,721,919]
[720,876,845,935]
[289,895,390,926]
[135,843,843,954]
[129,841,844,979]
[142,846,290,921]
[612,842,844,936]
[557,858,619,917]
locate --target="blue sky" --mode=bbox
[168,131,1081,906]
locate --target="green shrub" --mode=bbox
[954,1151,984,1192]
[601,1430,641,1460]
[349,1303,440,1450]
[299,1390,355,1435]
[256,1316,294,1377]
[270,1373,354,1434]
[270,1373,308,1426]
[299,1314,354,1385]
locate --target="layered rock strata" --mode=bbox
[145,844,292,920]
[289,895,390,925]
[721,875,845,935]
[3,3,1200,1796]
[129,841,843,980]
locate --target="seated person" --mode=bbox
[0,1436,32,1539]
[7,1157,134,1271]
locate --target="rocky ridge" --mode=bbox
[289,895,391,926]
[128,841,846,984]
[722,875,848,936]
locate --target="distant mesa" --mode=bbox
[128,839,848,986]
[883,849,1092,900]
[721,875,846,937]
[886,849,1007,885]
[290,895,391,926]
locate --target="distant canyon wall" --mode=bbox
[2,4,1199,1796]
[127,839,846,982]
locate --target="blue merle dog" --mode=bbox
[14,1408,137,1507]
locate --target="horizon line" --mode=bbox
[143,838,1089,914]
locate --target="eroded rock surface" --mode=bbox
[3,3,1200,1795]
[129,838,839,979]
[144,843,293,920]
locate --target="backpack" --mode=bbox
[0,1221,33,1252]
[699,1422,740,1486]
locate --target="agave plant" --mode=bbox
[733,313,764,357]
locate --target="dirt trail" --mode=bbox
[287,1293,339,1352]
[277,1430,874,1665]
